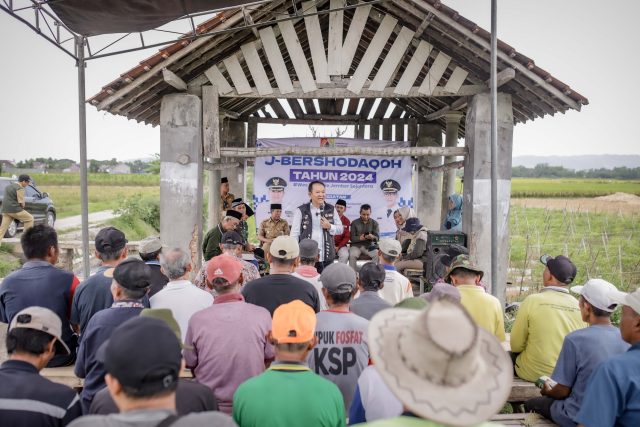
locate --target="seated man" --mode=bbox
[348,204,379,271]
[511,255,585,382]
[575,286,640,427]
[376,238,412,305]
[70,317,235,427]
[292,239,327,310]
[350,262,391,321]
[257,203,290,257]
[0,307,82,425]
[525,279,629,425]
[0,224,79,366]
[202,210,242,261]
[138,236,169,297]
[445,255,505,342]
[334,199,351,264]
[395,217,428,276]
[233,300,345,427]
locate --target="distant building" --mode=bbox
[63,164,81,173]
[0,160,15,170]
[108,163,131,174]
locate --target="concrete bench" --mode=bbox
[491,413,557,426]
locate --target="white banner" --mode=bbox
[253,137,413,238]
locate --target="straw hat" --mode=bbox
[368,298,512,426]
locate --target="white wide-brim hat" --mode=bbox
[369,298,512,427]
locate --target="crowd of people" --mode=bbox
[0,177,638,427]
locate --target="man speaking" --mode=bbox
[291,181,343,273]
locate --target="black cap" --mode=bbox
[380,179,401,192]
[336,199,347,207]
[108,258,151,291]
[270,204,282,210]
[359,262,386,289]
[221,177,228,184]
[98,317,181,395]
[221,231,243,246]
[95,226,127,253]
[232,198,254,217]
[18,174,31,183]
[266,177,287,189]
[403,217,423,232]
[224,210,243,221]
[540,255,577,284]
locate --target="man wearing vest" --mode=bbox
[0,174,34,244]
[291,181,343,273]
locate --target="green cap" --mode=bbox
[444,254,484,284]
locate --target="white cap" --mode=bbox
[570,279,619,312]
[608,287,640,315]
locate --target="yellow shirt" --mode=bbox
[457,285,506,342]
[510,288,586,382]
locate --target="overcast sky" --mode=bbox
[1,0,638,162]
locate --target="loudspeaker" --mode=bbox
[424,230,467,286]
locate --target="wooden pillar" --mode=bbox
[370,124,380,140]
[395,123,405,142]
[160,93,204,268]
[463,93,513,303]
[355,124,365,139]
[382,124,392,141]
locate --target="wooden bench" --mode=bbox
[41,365,194,391]
[404,269,426,294]
[491,413,557,426]
[508,377,541,403]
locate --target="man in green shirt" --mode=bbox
[233,300,345,427]
[202,210,242,261]
[0,175,34,244]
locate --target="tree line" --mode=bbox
[512,164,640,180]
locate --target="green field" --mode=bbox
[508,206,640,298]
[47,186,160,219]
[2,173,159,187]
[511,178,640,198]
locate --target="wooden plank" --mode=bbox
[203,85,220,159]
[369,26,415,91]
[221,145,466,158]
[419,51,452,95]
[259,26,294,94]
[341,3,372,74]
[443,66,469,94]
[278,20,317,93]
[335,99,346,115]
[395,123,405,141]
[355,124,365,139]
[346,98,359,115]
[287,99,305,118]
[370,124,380,140]
[382,124,392,141]
[240,41,273,96]
[269,100,289,119]
[302,98,316,115]
[302,1,330,83]
[222,54,253,95]
[395,40,432,95]
[359,98,376,118]
[161,68,187,91]
[374,99,391,119]
[203,65,233,95]
[347,14,398,94]
[327,0,343,75]
[508,378,541,402]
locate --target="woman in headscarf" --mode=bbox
[393,206,416,246]
[443,193,463,231]
[395,217,429,276]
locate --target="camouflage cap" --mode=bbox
[444,254,484,283]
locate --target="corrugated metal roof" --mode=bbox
[88,0,588,131]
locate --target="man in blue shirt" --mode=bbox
[576,286,640,427]
[71,226,129,336]
[525,279,629,426]
[0,224,79,366]
[75,257,151,413]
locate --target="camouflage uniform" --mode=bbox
[221,192,235,210]
[258,217,290,256]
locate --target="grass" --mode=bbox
[508,206,640,300]
[1,173,160,187]
[0,245,20,277]
[47,186,160,218]
[107,216,159,241]
[511,178,640,198]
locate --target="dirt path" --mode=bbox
[55,210,117,231]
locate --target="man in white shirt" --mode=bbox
[290,181,343,273]
[150,248,213,341]
[377,238,413,305]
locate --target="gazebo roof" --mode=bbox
[88,0,588,132]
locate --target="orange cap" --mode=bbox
[272,300,316,344]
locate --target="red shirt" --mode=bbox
[334,214,351,249]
